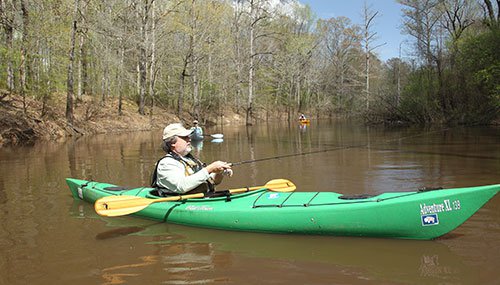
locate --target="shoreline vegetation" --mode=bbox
[0,91,245,147]
[1,89,497,148]
[1,1,499,147]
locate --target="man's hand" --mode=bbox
[206,161,232,174]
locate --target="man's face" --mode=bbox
[172,135,192,156]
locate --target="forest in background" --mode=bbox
[0,0,499,133]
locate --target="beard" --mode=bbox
[181,145,192,156]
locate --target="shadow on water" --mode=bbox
[95,226,147,240]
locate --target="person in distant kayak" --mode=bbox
[190,120,204,140]
[151,123,232,196]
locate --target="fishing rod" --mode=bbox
[230,127,450,166]
[231,143,366,166]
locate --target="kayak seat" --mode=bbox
[418,186,443,192]
[206,190,232,201]
[150,189,176,197]
[338,194,376,200]
[149,189,232,201]
[103,186,136,191]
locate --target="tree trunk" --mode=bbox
[232,3,244,113]
[363,4,380,112]
[118,44,124,115]
[247,14,254,126]
[77,0,87,101]
[246,0,262,126]
[178,71,185,116]
[77,31,84,100]
[397,44,401,107]
[365,50,370,111]
[193,63,199,119]
[20,0,29,114]
[483,0,499,28]
[66,0,79,125]
[148,0,156,117]
[101,54,109,104]
[296,78,301,112]
[1,0,15,91]
[137,1,149,115]
[190,0,199,119]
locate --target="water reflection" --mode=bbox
[419,254,456,278]
[101,255,158,285]
[299,123,307,132]
[96,218,472,284]
[71,199,471,284]
[0,122,499,285]
[191,139,203,151]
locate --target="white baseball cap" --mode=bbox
[162,123,193,140]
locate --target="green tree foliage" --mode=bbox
[0,0,497,126]
[372,0,499,125]
[456,28,500,123]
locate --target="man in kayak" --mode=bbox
[190,120,204,140]
[151,123,233,196]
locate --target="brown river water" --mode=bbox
[0,120,499,285]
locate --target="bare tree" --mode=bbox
[399,0,442,67]
[77,0,89,101]
[0,0,15,91]
[19,0,29,113]
[317,16,362,114]
[136,0,154,115]
[148,0,156,117]
[483,0,500,28]
[439,0,476,64]
[231,1,245,114]
[66,0,79,125]
[233,0,272,125]
[362,3,385,111]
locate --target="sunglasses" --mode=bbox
[178,135,191,141]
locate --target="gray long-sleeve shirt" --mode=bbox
[156,155,213,194]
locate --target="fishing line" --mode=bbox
[367,147,500,161]
[230,127,450,166]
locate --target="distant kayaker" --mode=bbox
[190,120,204,140]
[151,123,233,196]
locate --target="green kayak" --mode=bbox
[66,178,499,240]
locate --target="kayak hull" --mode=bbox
[66,178,499,240]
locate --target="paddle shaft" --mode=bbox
[94,179,295,217]
[144,184,263,204]
[98,185,263,211]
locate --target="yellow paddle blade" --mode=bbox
[264,179,296,192]
[95,193,205,217]
[228,179,296,194]
[94,195,154,217]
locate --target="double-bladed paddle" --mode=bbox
[95,178,295,217]
[205,133,223,139]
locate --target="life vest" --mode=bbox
[192,126,203,137]
[151,152,215,195]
